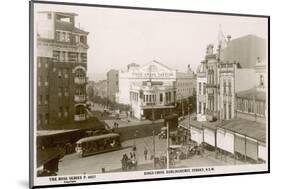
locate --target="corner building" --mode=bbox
[117,60,196,120]
[37,12,89,129]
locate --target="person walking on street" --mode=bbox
[144,147,148,160]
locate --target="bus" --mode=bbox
[75,133,121,157]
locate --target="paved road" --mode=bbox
[57,135,246,175]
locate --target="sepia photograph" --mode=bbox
[30,1,269,188]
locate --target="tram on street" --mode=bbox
[75,133,121,157]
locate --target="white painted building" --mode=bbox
[117,60,178,119]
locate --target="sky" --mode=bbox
[34,3,268,81]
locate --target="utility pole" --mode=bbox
[152,130,155,168]
[181,97,184,119]
[166,122,170,169]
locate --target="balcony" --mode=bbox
[74,77,86,85]
[74,95,86,103]
[74,114,86,121]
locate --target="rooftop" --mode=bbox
[181,118,266,142]
[236,87,266,101]
[221,118,266,142]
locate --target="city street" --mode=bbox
[57,135,244,175]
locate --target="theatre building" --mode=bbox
[37,11,89,129]
[117,60,178,120]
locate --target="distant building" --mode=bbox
[93,80,108,99]
[222,34,266,69]
[236,58,267,123]
[107,69,119,102]
[176,65,196,102]
[37,11,89,129]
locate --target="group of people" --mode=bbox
[121,150,138,171]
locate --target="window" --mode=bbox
[58,87,63,97]
[53,51,60,61]
[66,33,70,42]
[45,95,49,105]
[38,76,42,86]
[64,88,69,96]
[39,114,43,125]
[45,63,48,68]
[64,68,68,78]
[64,107,69,118]
[45,113,49,124]
[203,83,206,95]
[61,51,66,62]
[61,32,66,41]
[58,69,62,78]
[203,103,206,114]
[44,76,48,87]
[228,80,232,95]
[223,81,226,95]
[39,95,42,105]
[199,83,202,95]
[56,31,60,41]
[75,35,79,43]
[229,103,232,119]
[199,102,202,114]
[58,107,63,118]
[160,93,163,103]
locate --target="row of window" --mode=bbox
[198,81,232,96]
[177,82,194,87]
[56,31,70,42]
[198,82,206,95]
[236,98,265,116]
[198,102,206,115]
[223,80,232,95]
[38,95,49,105]
[38,113,49,125]
[53,50,87,63]
[38,76,49,87]
[56,31,87,44]
[177,88,194,94]
[143,94,157,103]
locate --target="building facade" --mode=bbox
[107,69,119,102]
[37,12,89,129]
[197,44,237,121]
[196,34,267,123]
[117,60,197,120]
[236,58,267,123]
[176,64,196,102]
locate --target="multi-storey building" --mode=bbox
[107,69,119,102]
[176,64,196,102]
[37,11,89,129]
[196,34,266,122]
[236,57,267,123]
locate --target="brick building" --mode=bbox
[37,11,89,129]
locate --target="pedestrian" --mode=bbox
[144,147,148,160]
